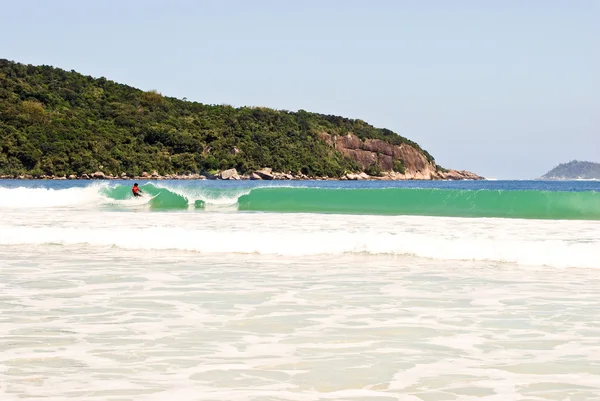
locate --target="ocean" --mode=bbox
[1,179,599,401]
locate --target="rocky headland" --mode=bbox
[540,160,600,180]
[0,59,483,181]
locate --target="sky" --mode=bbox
[1,0,598,179]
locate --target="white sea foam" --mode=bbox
[1,248,600,400]
[0,185,108,208]
[0,210,599,269]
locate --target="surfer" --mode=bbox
[132,183,143,197]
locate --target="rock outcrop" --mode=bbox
[438,169,483,180]
[319,132,482,180]
[219,168,240,180]
[90,171,105,179]
[254,168,274,180]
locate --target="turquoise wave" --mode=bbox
[99,184,600,220]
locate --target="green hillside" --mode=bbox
[0,59,434,177]
[541,160,600,180]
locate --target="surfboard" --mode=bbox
[146,192,161,201]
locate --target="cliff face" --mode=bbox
[319,132,483,180]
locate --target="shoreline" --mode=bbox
[0,174,482,181]
[0,168,485,182]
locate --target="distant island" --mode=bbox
[540,160,600,180]
[0,59,482,181]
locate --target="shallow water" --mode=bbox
[1,248,600,400]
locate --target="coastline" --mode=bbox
[0,167,484,181]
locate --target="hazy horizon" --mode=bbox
[1,0,598,179]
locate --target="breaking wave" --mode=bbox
[0,183,599,220]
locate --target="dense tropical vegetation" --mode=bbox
[0,59,435,177]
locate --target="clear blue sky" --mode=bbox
[2,0,598,178]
